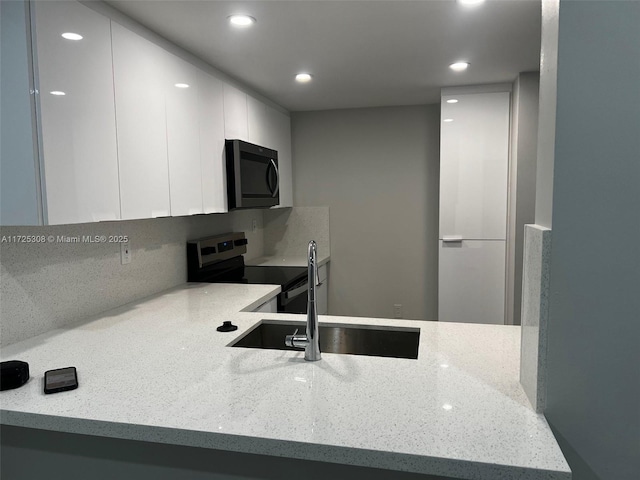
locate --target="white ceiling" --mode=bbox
[106,0,541,111]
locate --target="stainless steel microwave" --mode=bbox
[225,139,279,210]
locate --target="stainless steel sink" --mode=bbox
[229,320,420,359]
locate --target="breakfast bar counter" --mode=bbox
[1,283,570,480]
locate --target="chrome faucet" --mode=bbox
[284,241,321,361]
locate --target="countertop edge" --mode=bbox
[0,410,571,480]
[237,285,282,312]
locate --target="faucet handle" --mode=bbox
[285,328,310,349]
[284,329,299,348]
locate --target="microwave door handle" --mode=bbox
[266,163,274,194]
[270,159,279,197]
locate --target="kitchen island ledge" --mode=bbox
[0,283,570,480]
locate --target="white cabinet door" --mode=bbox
[223,83,248,141]
[438,240,506,324]
[247,96,272,148]
[34,0,120,224]
[164,52,203,216]
[439,92,510,240]
[198,70,227,213]
[111,22,170,220]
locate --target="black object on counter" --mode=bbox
[217,321,238,332]
[0,360,30,391]
[44,366,78,394]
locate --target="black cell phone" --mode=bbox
[44,367,78,394]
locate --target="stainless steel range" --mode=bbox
[187,232,309,314]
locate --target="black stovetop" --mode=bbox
[188,255,307,290]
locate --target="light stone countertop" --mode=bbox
[0,283,570,480]
[246,253,330,268]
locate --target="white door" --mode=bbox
[439,92,510,240]
[223,83,249,141]
[198,70,227,213]
[164,51,203,216]
[111,22,170,220]
[438,240,506,324]
[34,1,120,224]
[247,96,272,148]
[438,90,510,324]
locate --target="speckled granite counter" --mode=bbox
[0,283,569,480]
[246,253,330,268]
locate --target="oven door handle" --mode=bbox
[284,282,309,301]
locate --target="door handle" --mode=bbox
[442,235,463,243]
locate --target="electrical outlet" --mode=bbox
[252,219,257,233]
[393,304,403,319]
[120,242,131,265]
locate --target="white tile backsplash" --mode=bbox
[0,210,265,346]
[263,207,330,258]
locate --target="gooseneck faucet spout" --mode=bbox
[284,241,322,361]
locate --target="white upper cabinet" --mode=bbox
[5,1,293,224]
[33,0,120,224]
[164,52,203,216]
[247,96,273,148]
[223,83,249,142]
[198,70,227,213]
[111,22,170,220]
[439,92,510,239]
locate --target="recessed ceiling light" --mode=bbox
[50,91,66,96]
[228,15,256,27]
[446,99,459,104]
[295,73,312,83]
[449,62,469,72]
[61,32,83,41]
[458,0,486,5]
[174,83,190,89]
[443,118,454,123]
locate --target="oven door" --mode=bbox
[279,277,308,314]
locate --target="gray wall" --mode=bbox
[545,1,640,479]
[534,0,559,229]
[0,210,265,346]
[291,105,440,320]
[506,72,540,325]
